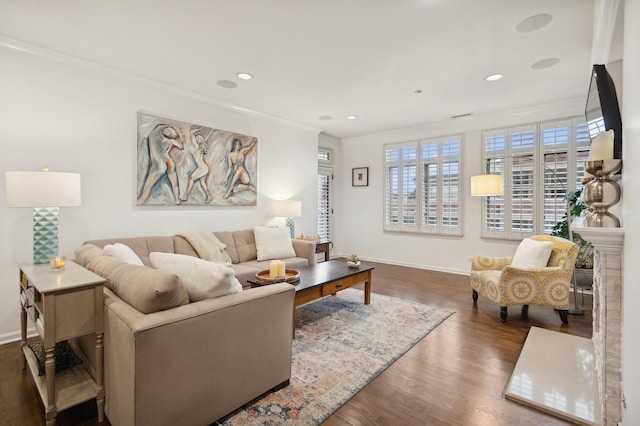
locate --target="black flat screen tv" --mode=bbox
[585,64,622,160]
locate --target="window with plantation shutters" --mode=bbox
[481,117,590,239]
[317,149,333,242]
[384,135,462,235]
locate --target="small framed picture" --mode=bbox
[352,167,369,187]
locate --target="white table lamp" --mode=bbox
[274,200,302,239]
[6,169,81,263]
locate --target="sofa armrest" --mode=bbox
[471,255,512,271]
[498,266,572,309]
[292,239,317,266]
[107,283,294,332]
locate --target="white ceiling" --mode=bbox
[1,0,597,139]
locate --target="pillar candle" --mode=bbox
[589,129,614,161]
[277,260,286,278]
[269,261,278,278]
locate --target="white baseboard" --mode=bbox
[0,328,37,346]
[332,253,470,276]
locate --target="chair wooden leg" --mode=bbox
[472,290,478,303]
[500,306,508,322]
[521,304,529,319]
[559,309,569,324]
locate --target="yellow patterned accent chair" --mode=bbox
[470,235,579,324]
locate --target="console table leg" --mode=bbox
[20,306,27,370]
[96,333,105,422]
[45,346,57,426]
[364,272,371,305]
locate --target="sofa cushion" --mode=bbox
[254,226,296,261]
[149,252,242,302]
[84,236,175,266]
[233,229,257,263]
[173,236,200,257]
[214,231,239,264]
[87,255,189,314]
[511,238,554,269]
[243,256,309,272]
[103,243,144,266]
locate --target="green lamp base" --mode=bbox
[286,217,296,239]
[33,207,59,264]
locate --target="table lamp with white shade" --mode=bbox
[274,200,301,239]
[5,168,81,264]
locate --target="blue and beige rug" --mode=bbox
[221,288,453,425]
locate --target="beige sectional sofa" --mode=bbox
[71,229,316,426]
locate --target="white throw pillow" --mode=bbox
[149,252,242,302]
[103,243,144,266]
[254,226,296,261]
[511,238,554,269]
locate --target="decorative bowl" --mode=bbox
[255,269,300,284]
[347,261,361,268]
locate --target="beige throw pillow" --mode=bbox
[254,226,296,261]
[149,252,242,302]
[87,255,189,314]
[74,244,104,268]
[511,238,554,269]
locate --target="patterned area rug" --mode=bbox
[220,288,453,425]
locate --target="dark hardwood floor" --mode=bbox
[0,261,592,425]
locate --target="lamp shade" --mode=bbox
[6,171,81,207]
[470,174,503,196]
[273,200,301,218]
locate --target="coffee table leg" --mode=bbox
[364,271,371,304]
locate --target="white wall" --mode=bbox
[336,98,586,274]
[0,42,319,342]
[622,0,640,422]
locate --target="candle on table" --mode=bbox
[277,260,286,278]
[50,256,66,271]
[269,261,278,278]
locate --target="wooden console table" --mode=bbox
[19,261,106,425]
[315,240,331,262]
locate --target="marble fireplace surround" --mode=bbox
[505,224,624,426]
[578,225,624,426]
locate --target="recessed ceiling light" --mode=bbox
[318,115,333,120]
[346,115,358,120]
[516,14,553,33]
[485,73,504,82]
[237,72,253,80]
[217,80,238,88]
[531,58,560,70]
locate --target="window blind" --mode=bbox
[384,135,462,235]
[481,117,590,239]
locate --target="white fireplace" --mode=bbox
[575,224,624,425]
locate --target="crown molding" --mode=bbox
[0,34,322,136]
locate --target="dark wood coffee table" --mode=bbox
[249,260,374,337]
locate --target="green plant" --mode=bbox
[550,189,594,268]
[347,254,360,264]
